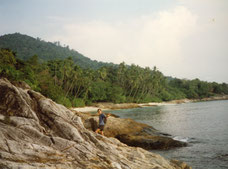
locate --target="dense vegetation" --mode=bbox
[0,33,114,69]
[1,48,228,107]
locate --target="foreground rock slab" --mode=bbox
[0,78,191,169]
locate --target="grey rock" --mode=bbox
[0,78,191,169]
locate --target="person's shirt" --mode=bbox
[99,113,106,126]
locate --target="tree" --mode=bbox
[0,48,17,66]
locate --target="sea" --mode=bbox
[109,100,228,169]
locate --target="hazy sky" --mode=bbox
[0,0,228,83]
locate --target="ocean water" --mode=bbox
[109,100,228,169]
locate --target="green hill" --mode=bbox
[0,33,114,69]
[1,33,228,107]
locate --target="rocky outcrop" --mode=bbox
[73,111,187,150]
[0,78,191,169]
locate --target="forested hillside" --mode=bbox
[1,48,228,107]
[0,33,114,69]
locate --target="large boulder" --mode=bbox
[0,78,191,169]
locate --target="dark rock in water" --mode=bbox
[0,78,191,169]
[116,134,187,150]
[216,153,228,160]
[75,110,187,150]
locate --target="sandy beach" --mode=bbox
[72,106,109,112]
[72,99,189,112]
[72,95,228,112]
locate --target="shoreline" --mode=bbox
[72,95,228,112]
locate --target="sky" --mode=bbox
[0,0,228,83]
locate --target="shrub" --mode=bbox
[160,90,172,101]
[72,98,85,107]
[56,97,72,108]
[150,96,162,102]
[108,86,126,103]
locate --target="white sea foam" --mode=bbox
[173,136,189,143]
